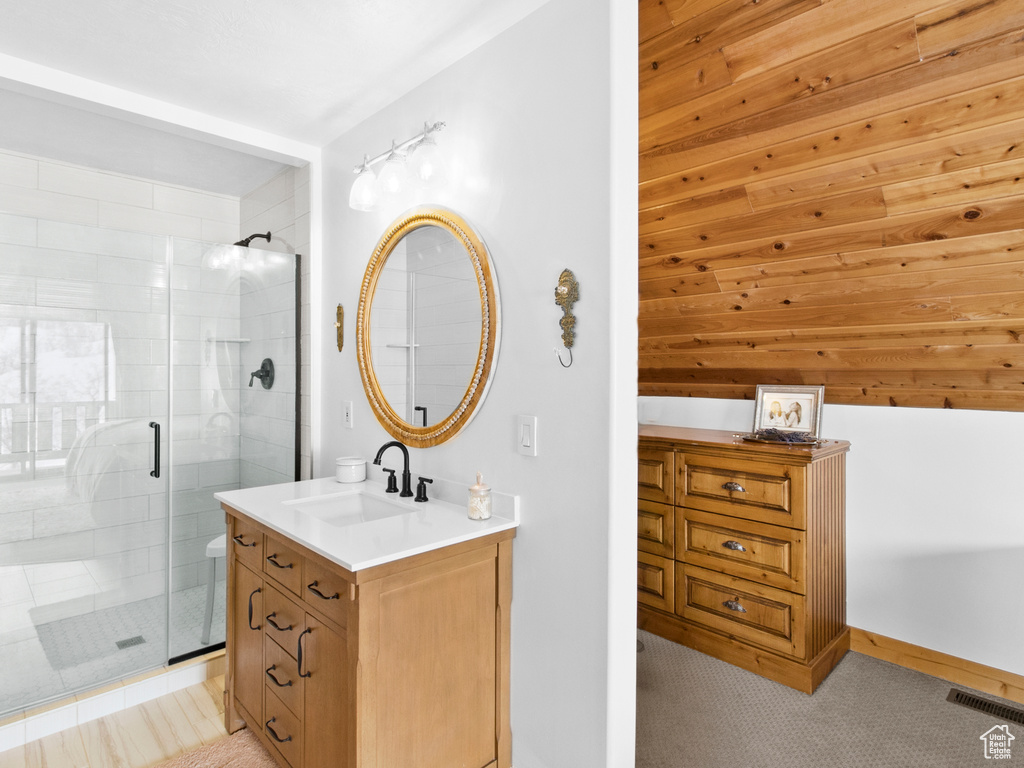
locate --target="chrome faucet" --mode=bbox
[373,440,413,497]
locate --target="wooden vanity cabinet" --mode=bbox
[224,507,514,768]
[637,426,850,694]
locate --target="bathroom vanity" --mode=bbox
[216,478,517,768]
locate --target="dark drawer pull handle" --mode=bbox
[266,612,293,632]
[723,599,747,614]
[265,718,292,743]
[722,540,747,552]
[298,628,312,678]
[265,665,293,688]
[266,553,293,569]
[247,588,262,630]
[307,581,339,601]
[233,534,257,548]
[722,481,746,493]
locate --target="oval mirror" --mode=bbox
[356,207,500,447]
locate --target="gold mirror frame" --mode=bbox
[356,206,500,448]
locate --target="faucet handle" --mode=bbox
[415,476,433,503]
[382,468,398,493]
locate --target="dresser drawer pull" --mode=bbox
[722,481,746,493]
[266,553,293,569]
[265,612,293,632]
[265,718,292,743]
[265,665,293,688]
[307,581,340,601]
[233,534,257,548]
[722,599,747,614]
[722,540,747,552]
[247,588,262,630]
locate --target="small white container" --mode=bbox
[335,457,366,483]
[468,472,492,520]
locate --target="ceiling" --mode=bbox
[0,0,550,195]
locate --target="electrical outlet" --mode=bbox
[343,401,354,429]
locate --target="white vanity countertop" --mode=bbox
[215,476,519,573]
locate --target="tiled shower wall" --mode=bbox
[0,147,240,627]
[240,166,312,481]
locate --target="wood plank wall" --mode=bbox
[638,0,1024,411]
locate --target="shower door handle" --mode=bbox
[149,422,160,478]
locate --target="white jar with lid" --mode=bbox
[468,472,492,520]
[335,457,366,483]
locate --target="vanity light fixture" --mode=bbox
[348,121,446,212]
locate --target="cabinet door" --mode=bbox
[638,445,674,504]
[231,561,264,724]
[303,614,348,768]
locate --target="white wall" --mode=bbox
[320,0,637,765]
[639,395,1024,677]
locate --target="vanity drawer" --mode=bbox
[637,552,674,613]
[264,688,302,768]
[303,558,349,630]
[676,564,805,658]
[264,584,306,659]
[264,633,303,718]
[638,499,674,558]
[264,535,304,596]
[638,445,674,505]
[677,508,805,594]
[676,452,805,529]
[230,516,264,572]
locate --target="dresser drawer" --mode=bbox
[230,516,264,572]
[264,534,304,596]
[676,564,805,659]
[265,633,303,718]
[638,446,674,504]
[638,500,674,558]
[303,558,349,630]
[677,508,806,594]
[676,452,805,529]
[264,688,302,768]
[637,552,674,612]
[264,583,306,659]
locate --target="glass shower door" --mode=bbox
[0,218,170,716]
[167,239,297,662]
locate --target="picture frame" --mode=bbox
[751,385,825,438]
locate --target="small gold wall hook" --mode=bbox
[335,304,344,351]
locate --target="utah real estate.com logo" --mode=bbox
[980,725,1015,760]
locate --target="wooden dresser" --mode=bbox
[637,426,850,693]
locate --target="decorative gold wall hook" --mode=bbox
[335,304,344,351]
[554,269,579,348]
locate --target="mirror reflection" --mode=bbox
[370,225,481,428]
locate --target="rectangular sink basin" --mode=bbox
[284,491,413,528]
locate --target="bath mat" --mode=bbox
[154,728,278,768]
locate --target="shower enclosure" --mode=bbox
[0,215,298,717]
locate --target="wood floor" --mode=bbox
[0,676,228,768]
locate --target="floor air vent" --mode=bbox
[115,635,147,650]
[947,689,1024,725]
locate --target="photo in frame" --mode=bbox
[751,385,824,438]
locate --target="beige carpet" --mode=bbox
[636,629,1021,767]
[154,729,278,768]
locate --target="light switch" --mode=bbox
[516,415,538,457]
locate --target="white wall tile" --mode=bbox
[23,703,78,742]
[75,687,126,723]
[0,151,38,189]
[201,218,241,246]
[153,185,238,223]
[240,167,294,222]
[39,163,154,208]
[0,212,37,246]
[98,202,202,239]
[123,674,169,708]
[0,184,98,225]
[38,219,159,260]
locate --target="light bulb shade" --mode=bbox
[349,167,377,211]
[409,137,447,187]
[375,152,407,200]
